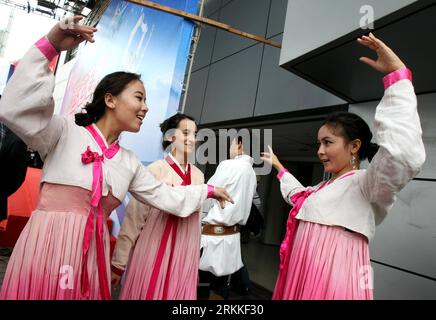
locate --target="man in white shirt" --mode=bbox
[199,137,257,299]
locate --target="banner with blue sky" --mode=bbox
[62,0,198,162]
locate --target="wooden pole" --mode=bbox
[126,0,282,49]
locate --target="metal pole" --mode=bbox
[179,0,204,113]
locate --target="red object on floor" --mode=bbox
[0,167,42,248]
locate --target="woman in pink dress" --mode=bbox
[261,33,425,300]
[111,113,203,300]
[0,17,232,300]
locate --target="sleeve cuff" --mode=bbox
[35,36,59,61]
[277,168,289,180]
[207,185,215,198]
[111,264,124,277]
[383,68,412,90]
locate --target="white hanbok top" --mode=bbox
[0,38,208,217]
[278,71,426,240]
[200,154,257,276]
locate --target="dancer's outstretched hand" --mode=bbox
[260,145,284,172]
[357,33,406,74]
[47,15,97,52]
[212,187,234,209]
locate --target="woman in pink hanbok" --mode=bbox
[111,113,204,300]
[0,17,232,300]
[261,33,425,300]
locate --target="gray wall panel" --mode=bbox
[203,0,222,17]
[373,263,436,299]
[222,0,233,7]
[192,13,218,72]
[255,35,345,116]
[201,44,263,124]
[184,67,209,121]
[418,93,436,179]
[370,181,436,279]
[212,0,270,62]
[267,0,287,38]
[280,0,418,65]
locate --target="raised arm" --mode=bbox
[357,33,426,223]
[261,145,307,205]
[0,16,96,159]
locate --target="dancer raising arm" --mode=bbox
[0,17,232,300]
[261,33,425,300]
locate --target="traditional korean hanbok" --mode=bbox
[112,154,204,300]
[0,38,211,300]
[273,68,426,300]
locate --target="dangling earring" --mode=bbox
[350,154,357,170]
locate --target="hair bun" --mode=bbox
[367,142,379,162]
[75,110,95,127]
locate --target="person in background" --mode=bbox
[111,113,205,300]
[199,136,257,299]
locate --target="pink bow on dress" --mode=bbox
[80,125,120,300]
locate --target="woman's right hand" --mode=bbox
[357,33,406,74]
[47,15,97,52]
[261,145,284,172]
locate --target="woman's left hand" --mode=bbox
[261,145,284,172]
[357,33,406,74]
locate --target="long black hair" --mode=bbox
[323,112,379,162]
[159,113,196,150]
[75,72,141,126]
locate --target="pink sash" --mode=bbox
[145,155,191,299]
[273,171,356,299]
[80,125,120,300]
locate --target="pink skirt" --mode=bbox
[273,221,373,300]
[0,183,120,300]
[120,210,201,300]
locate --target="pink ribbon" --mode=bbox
[35,37,58,62]
[80,125,120,300]
[279,188,315,271]
[207,184,215,198]
[145,155,191,300]
[383,67,412,90]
